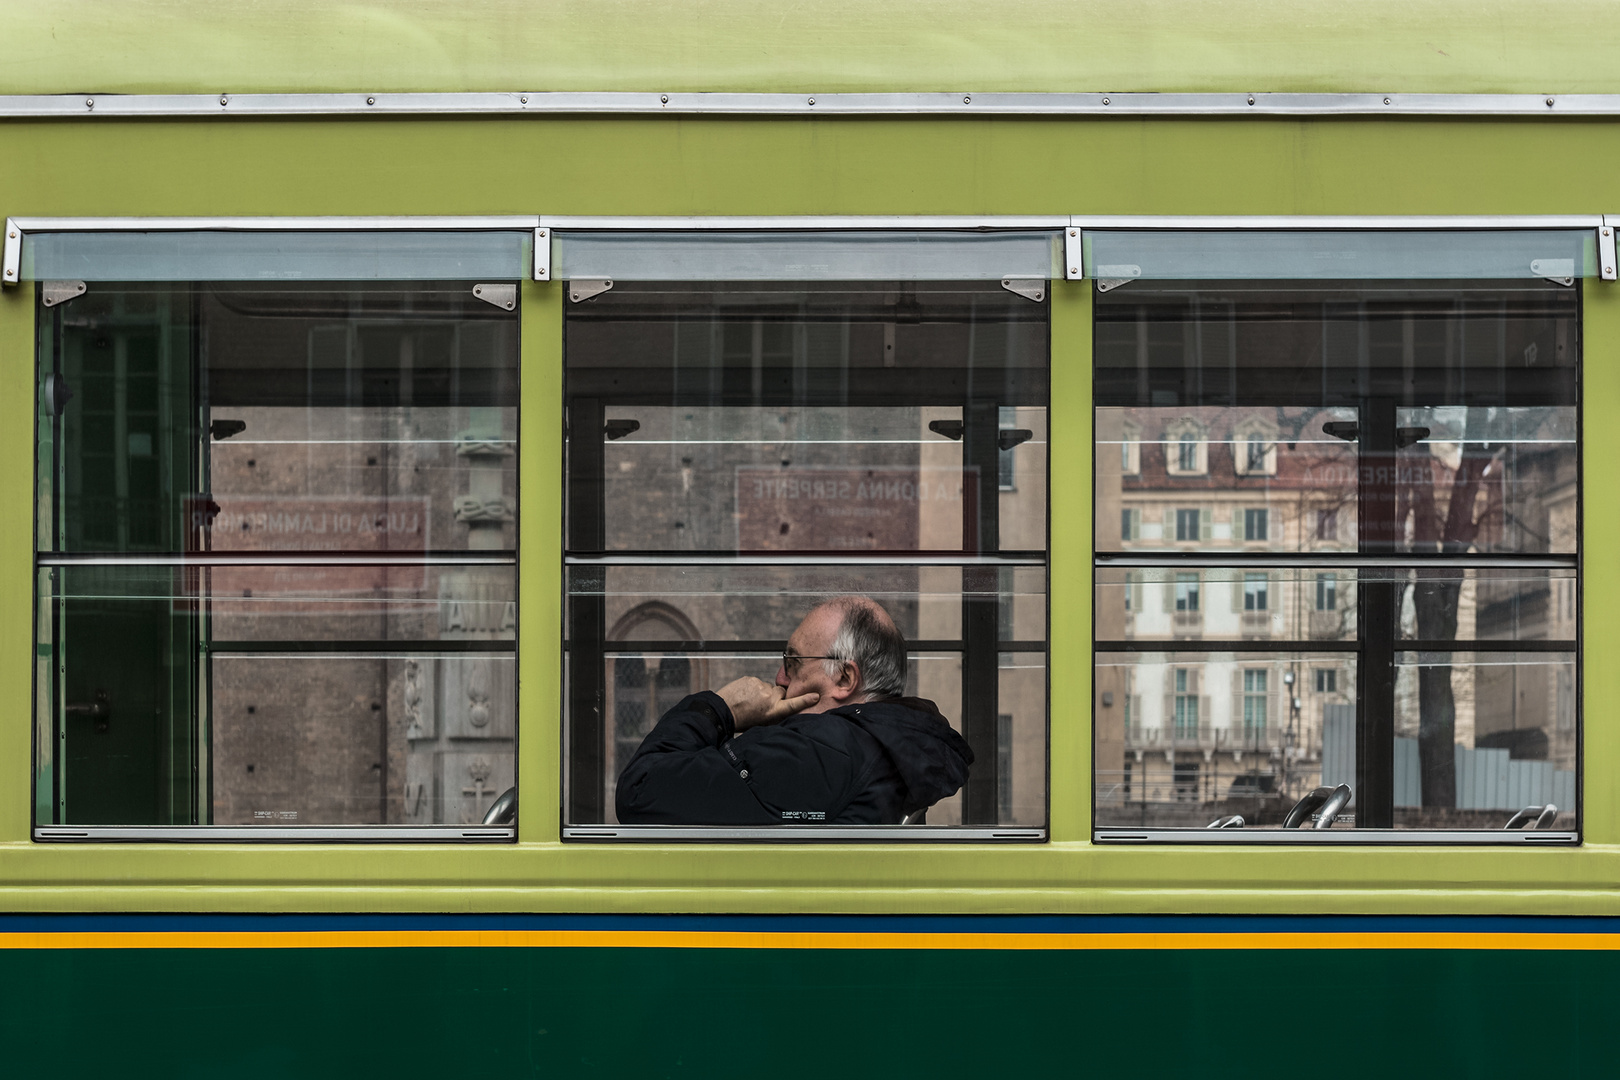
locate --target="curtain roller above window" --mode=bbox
[20,230,532,281]
[552,230,1063,281]
[1082,230,1599,281]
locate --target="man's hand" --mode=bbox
[716,677,819,731]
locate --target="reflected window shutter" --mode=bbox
[1129,510,1140,540]
[1269,571,1280,613]
[1200,509,1212,541]
[1163,577,1174,613]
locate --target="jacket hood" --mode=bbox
[835,697,974,810]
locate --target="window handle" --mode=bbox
[65,688,110,732]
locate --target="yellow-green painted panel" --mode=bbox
[0,283,32,843]
[1048,280,1091,842]
[0,114,1614,912]
[1,1,1618,96]
[1581,278,1617,844]
[517,279,564,844]
[2,119,1620,219]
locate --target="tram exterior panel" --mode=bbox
[4,1,1620,1073]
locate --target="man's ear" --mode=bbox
[836,661,862,694]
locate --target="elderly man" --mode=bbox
[615,595,973,825]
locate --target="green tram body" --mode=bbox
[4,3,1620,1074]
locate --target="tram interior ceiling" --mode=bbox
[30,232,525,837]
[562,278,1051,835]
[1091,228,1586,840]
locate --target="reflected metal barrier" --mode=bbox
[1504,804,1559,830]
[1282,785,1354,830]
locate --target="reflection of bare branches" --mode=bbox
[1500,510,1552,548]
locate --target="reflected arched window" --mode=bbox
[614,655,692,771]
[605,601,704,807]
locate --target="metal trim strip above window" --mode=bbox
[551,228,1064,282]
[4,217,540,285]
[1080,228,1600,282]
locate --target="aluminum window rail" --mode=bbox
[563,826,1046,841]
[1094,829,1578,845]
[34,826,517,842]
[6,92,1620,119]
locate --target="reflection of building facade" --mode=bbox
[1096,399,1578,827]
[1097,407,1358,822]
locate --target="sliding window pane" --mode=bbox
[40,282,518,554]
[1096,406,1358,554]
[1095,567,1358,643]
[1395,407,1576,555]
[1095,651,1356,829]
[36,565,514,827]
[1384,567,1578,643]
[1393,651,1576,830]
[566,282,1047,557]
[565,562,1046,828]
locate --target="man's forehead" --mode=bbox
[790,604,841,646]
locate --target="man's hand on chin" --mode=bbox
[717,677,820,731]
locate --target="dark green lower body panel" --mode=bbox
[0,941,1609,1077]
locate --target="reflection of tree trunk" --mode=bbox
[1408,433,1492,809]
[1413,573,1460,808]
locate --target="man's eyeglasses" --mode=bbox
[781,651,844,676]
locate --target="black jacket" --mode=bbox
[615,691,974,825]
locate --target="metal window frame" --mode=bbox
[559,250,1057,840]
[7,91,1620,119]
[1091,248,1586,845]
[26,231,528,841]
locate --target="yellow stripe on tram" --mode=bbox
[0,930,1618,951]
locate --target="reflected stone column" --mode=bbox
[403,408,516,825]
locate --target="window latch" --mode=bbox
[66,689,111,733]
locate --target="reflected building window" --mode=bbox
[1165,420,1207,476]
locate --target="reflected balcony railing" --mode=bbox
[1126,723,1285,753]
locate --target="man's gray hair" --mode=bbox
[820,596,908,700]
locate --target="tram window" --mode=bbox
[1093,269,1580,838]
[34,277,519,833]
[564,281,1049,833]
